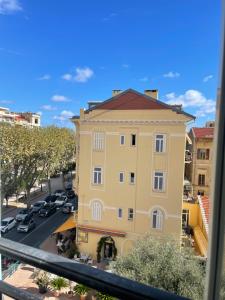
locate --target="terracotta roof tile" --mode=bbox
[201,196,210,224]
[192,127,214,138]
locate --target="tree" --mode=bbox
[111,234,205,299]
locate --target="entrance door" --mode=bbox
[104,242,113,259]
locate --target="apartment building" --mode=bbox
[0,107,41,127]
[72,89,195,260]
[186,121,214,197]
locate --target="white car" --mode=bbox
[55,195,68,207]
[0,217,17,233]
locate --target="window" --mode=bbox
[120,135,125,145]
[118,208,122,218]
[152,209,163,229]
[131,134,136,146]
[77,230,88,243]
[198,174,205,186]
[93,132,104,150]
[197,148,210,160]
[91,200,102,221]
[130,172,135,184]
[35,118,39,124]
[182,209,189,228]
[119,172,124,183]
[93,167,102,184]
[153,171,165,191]
[128,208,134,220]
[155,134,165,153]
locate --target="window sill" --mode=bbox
[152,189,165,193]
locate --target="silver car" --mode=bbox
[0,217,16,233]
[17,218,35,233]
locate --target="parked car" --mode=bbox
[66,190,75,199]
[0,217,16,233]
[30,201,46,214]
[65,183,72,191]
[62,203,75,214]
[44,195,58,203]
[55,195,68,207]
[17,216,36,233]
[54,189,65,197]
[38,203,56,217]
[16,209,32,222]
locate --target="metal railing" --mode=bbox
[0,238,188,300]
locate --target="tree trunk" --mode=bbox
[5,195,8,208]
[48,176,51,195]
[26,189,31,208]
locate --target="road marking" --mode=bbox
[19,210,62,243]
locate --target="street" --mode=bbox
[2,193,72,249]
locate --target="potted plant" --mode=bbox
[50,276,68,296]
[34,271,50,294]
[96,291,115,300]
[74,283,90,300]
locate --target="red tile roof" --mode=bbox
[201,196,210,225]
[192,127,214,139]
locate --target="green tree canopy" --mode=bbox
[111,235,205,299]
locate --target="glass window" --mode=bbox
[153,171,164,191]
[118,208,122,218]
[155,134,165,153]
[93,132,105,150]
[128,208,134,220]
[197,148,210,160]
[119,172,124,183]
[93,167,102,184]
[131,134,136,146]
[152,209,163,229]
[91,200,102,221]
[198,174,205,186]
[120,135,125,145]
[130,172,135,184]
[182,209,189,228]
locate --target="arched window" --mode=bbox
[152,209,163,229]
[92,201,102,221]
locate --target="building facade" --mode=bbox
[0,107,41,127]
[187,122,214,197]
[72,89,194,260]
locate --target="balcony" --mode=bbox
[185,150,192,163]
[0,238,186,300]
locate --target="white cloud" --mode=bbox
[0,99,13,104]
[61,67,94,83]
[139,76,148,82]
[41,105,57,111]
[38,74,51,80]
[165,89,216,117]
[51,94,71,102]
[53,110,74,122]
[203,74,213,82]
[61,73,72,81]
[0,0,22,14]
[102,12,118,22]
[122,64,129,68]
[163,71,180,78]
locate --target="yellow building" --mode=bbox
[72,89,195,260]
[187,122,214,197]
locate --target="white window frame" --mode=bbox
[91,200,102,221]
[93,167,103,185]
[155,134,166,153]
[128,208,134,221]
[93,132,105,151]
[153,171,165,192]
[130,172,135,184]
[119,172,124,183]
[152,209,163,229]
[118,208,123,219]
[120,135,125,145]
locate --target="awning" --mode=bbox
[54,216,76,233]
[193,226,208,257]
[78,224,126,237]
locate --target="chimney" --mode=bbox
[144,89,158,100]
[112,90,122,97]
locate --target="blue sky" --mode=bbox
[0,0,221,127]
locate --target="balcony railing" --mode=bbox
[185,150,192,163]
[0,238,188,300]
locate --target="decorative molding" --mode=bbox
[170,133,186,137]
[80,131,92,135]
[106,132,120,136]
[81,119,185,125]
